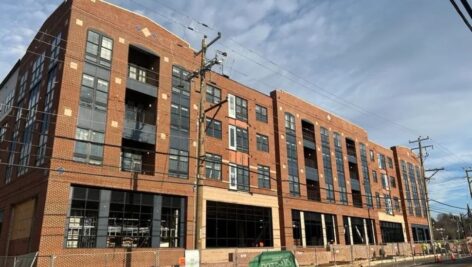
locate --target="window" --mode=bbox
[50,32,62,68]
[17,73,28,102]
[73,128,105,165]
[321,127,335,203]
[206,201,273,248]
[228,125,248,152]
[18,85,40,176]
[30,52,45,88]
[387,157,393,168]
[390,176,396,188]
[66,186,186,249]
[205,153,221,180]
[369,150,375,162]
[378,153,386,169]
[376,193,381,209]
[285,113,295,131]
[393,197,400,212]
[384,194,393,215]
[85,30,113,68]
[334,132,347,205]
[256,134,269,152]
[206,84,221,104]
[381,174,389,190]
[372,170,378,183]
[229,164,250,191]
[169,149,189,178]
[206,118,222,139]
[235,96,248,121]
[37,67,58,166]
[227,94,248,121]
[255,104,268,122]
[108,190,153,248]
[0,126,5,142]
[258,165,270,189]
[380,221,404,243]
[121,150,142,172]
[66,187,100,248]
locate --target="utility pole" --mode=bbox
[466,168,472,198]
[190,32,223,250]
[409,136,441,254]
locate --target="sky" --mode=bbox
[1,0,471,217]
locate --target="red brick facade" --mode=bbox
[0,0,430,262]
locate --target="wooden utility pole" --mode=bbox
[409,136,438,254]
[466,168,472,198]
[192,32,222,249]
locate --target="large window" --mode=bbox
[393,197,400,212]
[258,165,270,189]
[372,170,378,183]
[255,104,268,122]
[121,150,142,172]
[305,212,323,246]
[66,187,100,248]
[66,186,186,248]
[206,84,221,104]
[206,201,273,247]
[412,225,430,243]
[30,52,45,88]
[376,193,381,209]
[378,153,386,169]
[384,194,393,215]
[380,221,404,243]
[235,96,248,121]
[74,51,111,165]
[206,118,222,139]
[228,125,248,152]
[334,132,347,205]
[390,176,396,188]
[74,128,105,165]
[169,66,190,178]
[205,153,222,180]
[321,127,335,203]
[85,30,113,67]
[256,133,269,152]
[229,164,250,191]
[18,84,40,175]
[108,191,153,248]
[285,113,299,196]
[169,149,189,178]
[37,67,58,166]
[49,32,62,68]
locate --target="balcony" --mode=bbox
[123,119,156,145]
[126,64,158,97]
[351,178,361,191]
[305,166,319,181]
[347,154,357,164]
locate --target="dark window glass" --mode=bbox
[258,165,270,189]
[85,30,113,68]
[235,96,247,121]
[107,191,153,248]
[206,118,222,139]
[205,153,222,180]
[305,212,323,246]
[255,104,268,122]
[321,127,335,203]
[206,201,273,247]
[66,187,100,248]
[169,149,189,178]
[121,150,142,172]
[394,197,400,212]
[380,221,404,243]
[256,134,269,152]
[376,193,381,209]
[372,170,378,183]
[390,176,396,188]
[387,157,393,168]
[236,127,249,153]
[236,165,250,192]
[292,210,302,246]
[206,85,221,104]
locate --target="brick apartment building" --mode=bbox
[0,0,430,264]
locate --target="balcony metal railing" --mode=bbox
[128,64,158,86]
[123,119,156,145]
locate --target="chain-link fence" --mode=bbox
[1,241,470,267]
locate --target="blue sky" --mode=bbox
[1,0,471,217]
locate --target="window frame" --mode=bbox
[258,165,270,189]
[256,133,269,152]
[255,104,268,123]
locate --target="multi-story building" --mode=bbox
[392,146,430,243]
[0,0,430,264]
